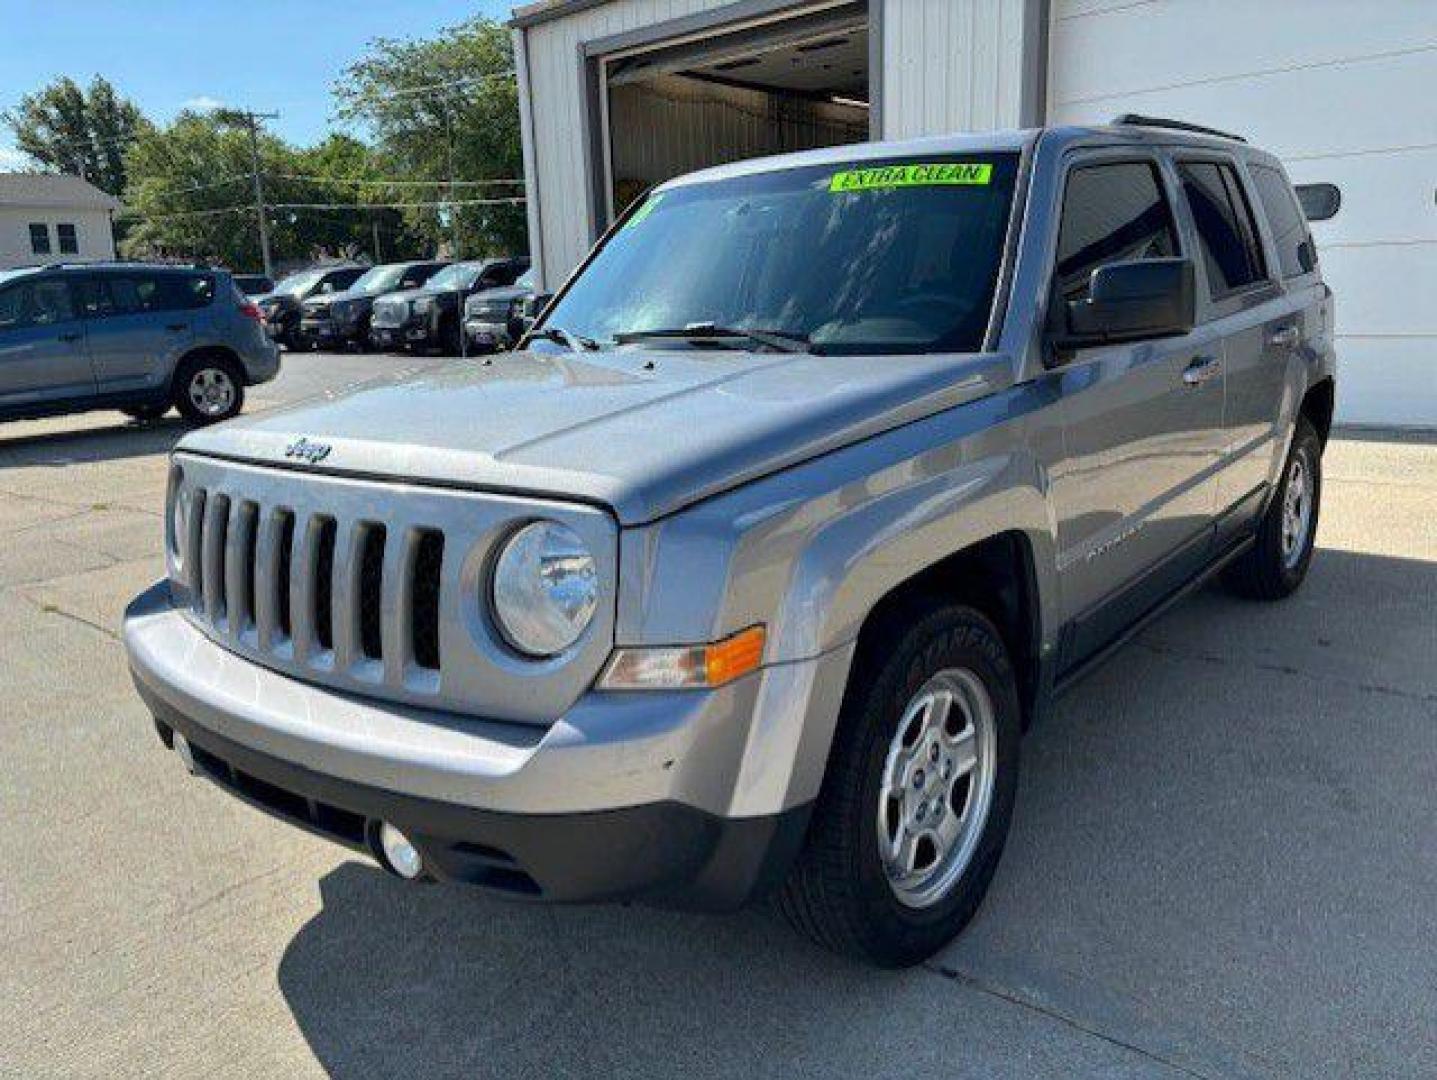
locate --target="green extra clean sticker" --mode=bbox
[828,162,993,193]
[624,192,664,229]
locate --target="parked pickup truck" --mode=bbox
[369,257,529,353]
[298,260,448,351]
[125,118,1335,967]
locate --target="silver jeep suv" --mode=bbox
[125,118,1335,966]
[0,263,279,426]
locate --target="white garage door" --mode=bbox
[1048,0,1437,427]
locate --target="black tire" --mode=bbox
[122,403,170,423]
[173,354,245,426]
[778,602,1021,967]
[1224,416,1322,600]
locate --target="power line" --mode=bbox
[119,195,525,219]
[271,173,523,187]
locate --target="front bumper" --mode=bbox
[299,317,361,347]
[124,582,838,908]
[464,317,511,350]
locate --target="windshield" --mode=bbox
[424,263,481,291]
[273,269,324,296]
[538,154,1019,355]
[351,264,408,294]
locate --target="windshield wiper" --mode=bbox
[613,322,812,354]
[528,326,600,353]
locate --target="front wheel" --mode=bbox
[174,357,245,426]
[1224,416,1322,600]
[778,603,1021,967]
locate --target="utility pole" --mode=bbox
[443,103,460,260]
[225,109,280,278]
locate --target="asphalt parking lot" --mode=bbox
[2,352,1434,1079]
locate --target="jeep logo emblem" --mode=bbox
[284,437,332,465]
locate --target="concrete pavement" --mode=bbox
[1,356,1433,1078]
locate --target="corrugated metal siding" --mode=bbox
[1048,0,1437,426]
[609,74,865,202]
[521,0,731,285]
[878,0,1031,139]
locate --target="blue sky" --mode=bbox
[0,0,515,169]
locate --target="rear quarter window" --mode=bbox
[1177,161,1267,298]
[1251,164,1317,278]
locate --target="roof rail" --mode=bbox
[1111,113,1247,144]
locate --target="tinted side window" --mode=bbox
[0,280,76,329]
[1054,162,1179,303]
[1251,164,1316,278]
[0,286,23,329]
[1178,162,1267,297]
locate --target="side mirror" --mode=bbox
[1055,258,1195,350]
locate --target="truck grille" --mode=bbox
[371,298,407,327]
[166,453,616,723]
[183,490,444,676]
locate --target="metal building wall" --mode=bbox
[1048,0,1437,426]
[515,0,734,288]
[875,0,1042,139]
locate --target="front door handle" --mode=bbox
[1268,325,1301,349]
[1183,355,1222,386]
[57,331,83,343]
[165,323,188,333]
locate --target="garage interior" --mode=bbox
[600,2,869,221]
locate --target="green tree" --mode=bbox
[333,16,527,258]
[119,112,397,270]
[3,76,150,194]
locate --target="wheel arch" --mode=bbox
[850,530,1045,731]
[172,344,246,391]
[1300,377,1336,448]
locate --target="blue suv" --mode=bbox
[0,263,280,426]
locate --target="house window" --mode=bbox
[29,223,51,255]
[57,223,78,255]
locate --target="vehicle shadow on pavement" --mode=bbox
[275,547,1437,1079]
[0,416,187,468]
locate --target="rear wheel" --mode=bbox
[1224,416,1322,600]
[778,602,1021,967]
[174,355,245,425]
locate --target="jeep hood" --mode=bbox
[178,349,1011,525]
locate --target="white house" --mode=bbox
[510,0,1437,427]
[0,172,121,270]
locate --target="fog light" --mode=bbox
[173,732,198,775]
[379,823,423,880]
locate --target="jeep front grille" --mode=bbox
[166,453,616,723]
[183,492,444,677]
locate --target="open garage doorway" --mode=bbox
[595,2,870,225]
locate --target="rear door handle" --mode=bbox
[1182,355,1222,386]
[1268,325,1301,349]
[57,331,83,343]
[165,323,188,333]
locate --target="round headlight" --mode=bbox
[491,521,598,657]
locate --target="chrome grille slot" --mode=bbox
[167,453,617,724]
[201,494,231,627]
